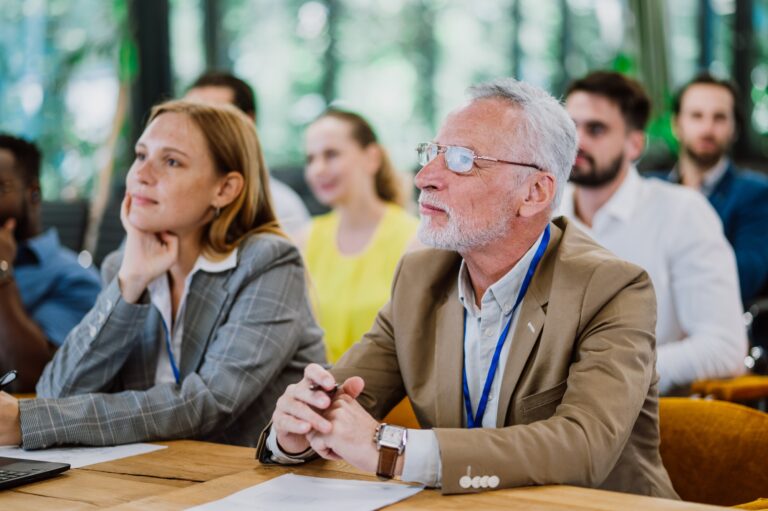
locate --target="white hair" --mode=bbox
[467,78,577,210]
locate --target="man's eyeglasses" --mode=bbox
[416,142,542,174]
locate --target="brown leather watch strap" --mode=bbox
[376,446,399,479]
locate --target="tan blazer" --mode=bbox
[330,217,678,497]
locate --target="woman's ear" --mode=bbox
[213,171,245,209]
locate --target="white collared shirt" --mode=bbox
[266,230,547,488]
[560,166,746,393]
[149,249,238,384]
[405,231,546,486]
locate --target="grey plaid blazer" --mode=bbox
[19,233,325,449]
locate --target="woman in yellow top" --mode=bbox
[301,109,419,363]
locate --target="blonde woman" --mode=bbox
[302,109,419,363]
[0,100,325,448]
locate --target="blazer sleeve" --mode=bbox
[433,263,659,494]
[20,239,320,449]
[34,250,149,396]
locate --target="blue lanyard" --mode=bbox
[160,318,181,384]
[462,225,550,429]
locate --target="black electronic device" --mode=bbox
[0,457,70,490]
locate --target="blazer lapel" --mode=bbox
[495,222,561,426]
[495,294,546,426]
[180,272,230,377]
[708,162,735,210]
[434,283,465,428]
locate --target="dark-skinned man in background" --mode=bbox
[0,134,100,392]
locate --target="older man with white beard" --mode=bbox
[257,78,678,499]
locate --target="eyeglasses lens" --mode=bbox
[445,146,473,173]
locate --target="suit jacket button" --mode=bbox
[488,475,500,488]
[471,476,481,488]
[459,476,472,489]
[480,475,489,488]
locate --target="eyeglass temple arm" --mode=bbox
[475,155,543,171]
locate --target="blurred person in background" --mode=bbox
[560,71,746,394]
[301,109,420,363]
[0,101,324,448]
[185,71,310,238]
[661,73,768,306]
[0,134,100,392]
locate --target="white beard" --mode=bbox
[417,192,514,251]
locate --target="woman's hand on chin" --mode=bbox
[117,194,180,303]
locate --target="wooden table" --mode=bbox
[0,440,725,510]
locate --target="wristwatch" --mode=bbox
[0,260,12,285]
[374,423,407,479]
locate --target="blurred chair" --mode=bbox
[92,198,124,268]
[690,375,768,410]
[659,397,768,507]
[383,398,420,429]
[690,301,768,411]
[41,200,89,252]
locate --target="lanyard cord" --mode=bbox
[160,318,181,384]
[462,225,550,428]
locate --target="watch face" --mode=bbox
[379,425,406,448]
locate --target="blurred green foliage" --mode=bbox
[1,0,766,201]
[0,0,129,199]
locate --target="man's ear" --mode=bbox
[29,181,42,203]
[671,114,680,139]
[730,115,740,143]
[626,130,646,162]
[213,171,245,209]
[518,172,556,218]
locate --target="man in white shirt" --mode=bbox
[256,78,678,498]
[560,71,746,394]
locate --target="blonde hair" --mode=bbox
[147,100,285,258]
[314,109,407,207]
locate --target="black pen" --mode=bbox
[309,382,340,397]
[0,370,17,391]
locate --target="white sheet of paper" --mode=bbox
[187,473,423,511]
[0,443,166,468]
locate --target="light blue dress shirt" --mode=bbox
[14,228,101,346]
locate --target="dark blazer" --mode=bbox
[650,162,768,304]
[20,234,325,449]
[328,217,677,497]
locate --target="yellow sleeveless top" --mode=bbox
[305,204,419,363]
